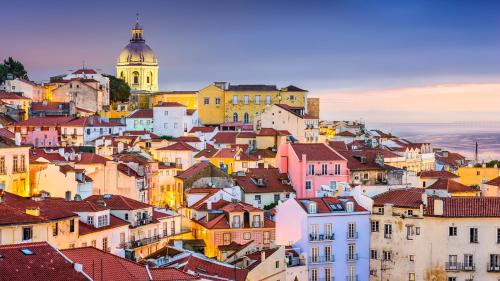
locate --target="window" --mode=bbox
[324,268,331,281]
[449,226,457,236]
[383,250,392,261]
[70,219,75,233]
[289,95,295,101]
[265,95,271,105]
[348,223,356,239]
[254,95,260,104]
[97,215,108,227]
[321,164,327,175]
[311,268,318,281]
[464,254,474,269]
[347,243,356,260]
[233,112,238,122]
[102,237,109,252]
[215,97,221,105]
[371,220,379,232]
[174,123,178,128]
[409,255,415,261]
[407,209,413,216]
[324,246,332,261]
[133,72,139,84]
[52,222,58,236]
[120,232,125,246]
[275,260,280,269]
[274,194,280,203]
[311,247,318,262]
[232,95,238,104]
[22,227,32,241]
[13,155,18,172]
[19,155,25,172]
[0,156,5,174]
[87,216,94,225]
[125,214,129,220]
[310,224,319,240]
[243,112,249,124]
[378,207,384,214]
[91,240,96,248]
[223,233,231,245]
[305,181,312,190]
[324,223,333,238]
[308,164,315,175]
[243,95,249,104]
[384,224,392,239]
[334,164,341,175]
[204,97,210,105]
[497,228,500,243]
[370,249,378,259]
[470,227,478,243]
[448,278,456,281]
[254,194,261,203]
[409,273,415,281]
[407,225,415,240]
[263,231,270,244]
[164,110,168,116]
[243,232,251,240]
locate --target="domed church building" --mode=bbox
[116,17,158,92]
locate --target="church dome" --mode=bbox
[116,19,158,66]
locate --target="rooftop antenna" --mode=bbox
[475,140,479,163]
[136,12,139,24]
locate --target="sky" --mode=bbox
[1,0,500,122]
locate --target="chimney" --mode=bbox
[261,250,266,262]
[117,142,124,153]
[14,132,21,146]
[74,263,83,273]
[433,198,444,216]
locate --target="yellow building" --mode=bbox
[0,92,31,120]
[0,137,30,196]
[116,18,158,92]
[456,166,500,186]
[151,91,197,109]
[197,83,307,125]
[208,147,258,175]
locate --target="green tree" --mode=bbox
[104,74,131,102]
[1,57,29,82]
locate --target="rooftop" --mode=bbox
[290,143,346,161]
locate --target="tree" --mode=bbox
[1,57,29,82]
[103,74,131,102]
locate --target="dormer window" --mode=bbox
[97,214,109,227]
[346,202,354,212]
[309,203,317,214]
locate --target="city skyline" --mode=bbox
[2,0,500,122]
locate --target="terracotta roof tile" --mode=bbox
[297,196,367,213]
[171,136,201,143]
[0,242,89,281]
[176,161,211,179]
[372,189,424,208]
[0,91,31,100]
[486,176,500,187]
[85,194,151,210]
[127,109,153,118]
[233,167,294,194]
[78,215,129,236]
[157,141,198,152]
[154,101,186,107]
[290,143,346,161]
[426,178,478,193]
[167,255,247,281]
[418,170,459,179]
[211,132,238,144]
[426,196,500,217]
[189,126,216,133]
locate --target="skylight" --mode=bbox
[20,248,34,255]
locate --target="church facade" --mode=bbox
[116,18,158,92]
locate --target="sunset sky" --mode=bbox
[2,0,500,122]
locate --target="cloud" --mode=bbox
[315,83,500,122]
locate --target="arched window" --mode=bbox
[243,112,249,124]
[133,71,139,84]
[233,112,238,122]
[120,71,124,79]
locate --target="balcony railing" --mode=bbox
[309,233,335,241]
[309,278,334,281]
[134,217,153,227]
[346,231,358,240]
[231,222,241,228]
[252,221,264,228]
[123,235,161,249]
[309,255,335,264]
[445,262,475,272]
[488,263,500,272]
[346,253,359,261]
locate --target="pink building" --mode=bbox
[276,143,349,198]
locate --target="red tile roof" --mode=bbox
[29,149,66,162]
[30,102,69,111]
[0,91,30,100]
[290,143,346,161]
[257,128,290,136]
[176,161,211,180]
[128,109,153,118]
[486,176,500,187]
[189,126,216,133]
[12,116,75,127]
[117,163,142,178]
[338,149,398,171]
[297,196,368,213]
[211,132,238,144]
[336,131,356,137]
[418,170,459,179]
[426,178,478,193]
[85,194,151,210]
[62,247,198,281]
[157,141,198,152]
[250,149,277,159]
[231,248,279,271]
[76,152,109,165]
[236,131,256,138]
[194,144,218,159]
[328,141,348,151]
[372,189,424,208]
[166,254,247,281]
[155,101,186,107]
[233,167,294,194]
[0,128,14,139]
[0,242,89,281]
[212,148,239,158]
[187,109,196,116]
[171,136,202,143]
[426,197,500,217]
[78,215,129,236]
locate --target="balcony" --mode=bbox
[346,253,359,262]
[134,217,153,227]
[345,276,358,281]
[309,233,335,241]
[487,263,500,272]
[309,278,334,281]
[346,231,358,240]
[445,262,475,272]
[231,222,241,228]
[124,235,161,249]
[309,255,335,264]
